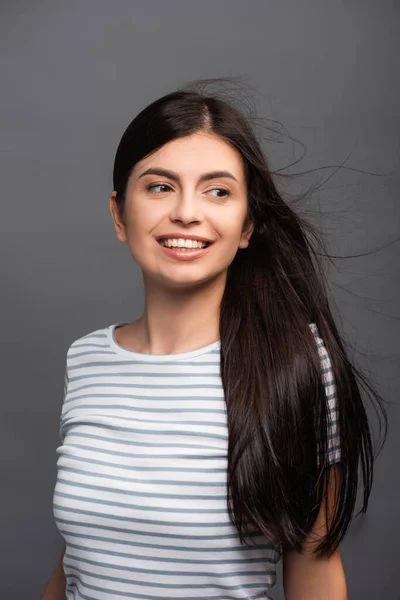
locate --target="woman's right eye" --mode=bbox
[146,183,171,193]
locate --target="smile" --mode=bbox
[156,239,214,261]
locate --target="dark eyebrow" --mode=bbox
[137,167,239,184]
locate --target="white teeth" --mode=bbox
[159,238,208,249]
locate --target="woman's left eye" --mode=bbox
[207,188,231,199]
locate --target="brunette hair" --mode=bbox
[111,77,388,559]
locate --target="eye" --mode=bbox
[207,188,231,199]
[145,183,172,193]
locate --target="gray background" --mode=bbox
[1,1,399,598]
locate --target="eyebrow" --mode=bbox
[137,167,239,184]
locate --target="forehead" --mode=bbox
[134,132,245,178]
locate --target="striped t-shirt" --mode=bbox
[53,321,341,600]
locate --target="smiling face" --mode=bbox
[109,131,254,291]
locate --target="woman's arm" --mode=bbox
[282,466,348,600]
[40,543,66,600]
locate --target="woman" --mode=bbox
[43,81,387,600]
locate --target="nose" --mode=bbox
[169,191,203,225]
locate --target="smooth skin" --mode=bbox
[42,131,347,598]
[109,131,254,356]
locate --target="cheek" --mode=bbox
[125,205,154,240]
[218,215,248,243]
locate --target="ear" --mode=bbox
[239,219,255,249]
[109,191,127,243]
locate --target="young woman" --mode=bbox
[43,81,387,600]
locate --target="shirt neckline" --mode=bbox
[106,322,221,362]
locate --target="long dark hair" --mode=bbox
[111,78,388,559]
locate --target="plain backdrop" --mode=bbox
[1,1,399,598]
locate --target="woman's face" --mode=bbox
[109,131,253,291]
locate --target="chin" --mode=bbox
[153,270,225,291]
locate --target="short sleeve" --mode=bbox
[59,351,70,444]
[309,323,341,466]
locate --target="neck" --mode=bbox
[129,272,226,355]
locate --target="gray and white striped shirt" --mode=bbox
[53,321,340,600]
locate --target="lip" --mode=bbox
[155,233,215,243]
[156,238,214,261]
